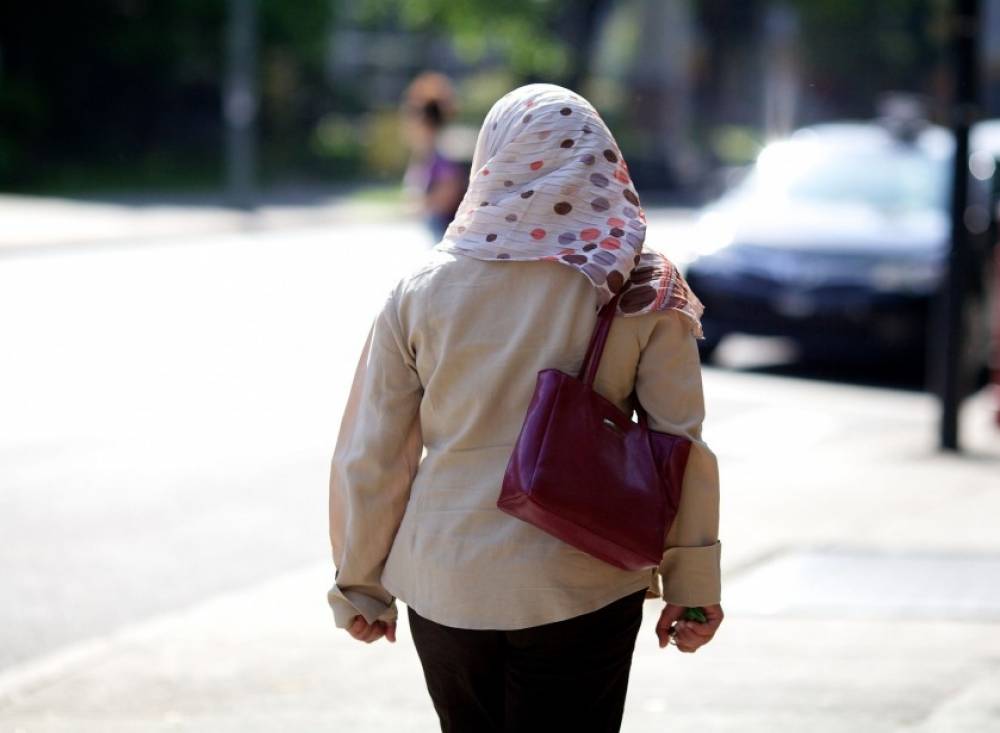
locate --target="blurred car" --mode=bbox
[686,121,992,373]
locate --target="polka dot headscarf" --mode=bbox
[437,83,703,336]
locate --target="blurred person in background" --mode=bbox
[401,71,467,242]
[328,84,723,733]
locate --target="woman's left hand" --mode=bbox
[346,615,397,644]
[655,603,723,652]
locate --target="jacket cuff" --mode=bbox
[327,584,398,628]
[659,540,722,607]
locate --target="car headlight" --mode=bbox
[869,260,942,293]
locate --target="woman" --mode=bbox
[400,72,468,242]
[328,84,723,733]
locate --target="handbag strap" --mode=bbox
[578,294,622,386]
[579,296,651,433]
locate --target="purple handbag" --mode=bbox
[497,294,692,570]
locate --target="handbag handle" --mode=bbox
[577,294,622,386]
[578,295,652,433]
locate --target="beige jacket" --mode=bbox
[328,249,721,630]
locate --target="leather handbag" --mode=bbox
[497,294,693,571]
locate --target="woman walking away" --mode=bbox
[400,71,467,242]
[328,83,723,733]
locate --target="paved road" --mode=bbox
[0,222,433,669]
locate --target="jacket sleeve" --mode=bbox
[634,312,721,607]
[327,292,424,628]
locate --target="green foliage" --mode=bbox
[355,0,572,77]
[788,0,945,116]
[0,1,225,189]
[709,125,763,166]
[455,70,521,122]
[260,0,332,60]
[0,1,335,192]
[255,1,336,178]
[0,0,964,194]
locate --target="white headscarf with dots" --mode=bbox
[437,83,703,334]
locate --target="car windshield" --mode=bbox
[739,139,949,213]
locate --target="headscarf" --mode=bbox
[436,83,703,336]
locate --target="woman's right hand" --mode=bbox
[655,603,724,652]
[346,615,397,644]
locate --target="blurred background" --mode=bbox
[1,2,999,731]
[5,0,1000,195]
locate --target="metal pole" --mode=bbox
[939,0,980,450]
[991,162,1000,428]
[224,0,258,210]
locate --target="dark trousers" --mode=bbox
[407,589,646,733]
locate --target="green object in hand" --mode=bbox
[682,607,707,623]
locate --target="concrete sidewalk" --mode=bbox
[1,369,997,732]
[0,189,408,254]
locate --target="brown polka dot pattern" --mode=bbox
[554,202,572,215]
[590,197,610,212]
[607,270,625,293]
[603,149,618,163]
[630,265,654,284]
[620,285,656,313]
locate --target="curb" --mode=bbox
[0,196,408,255]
